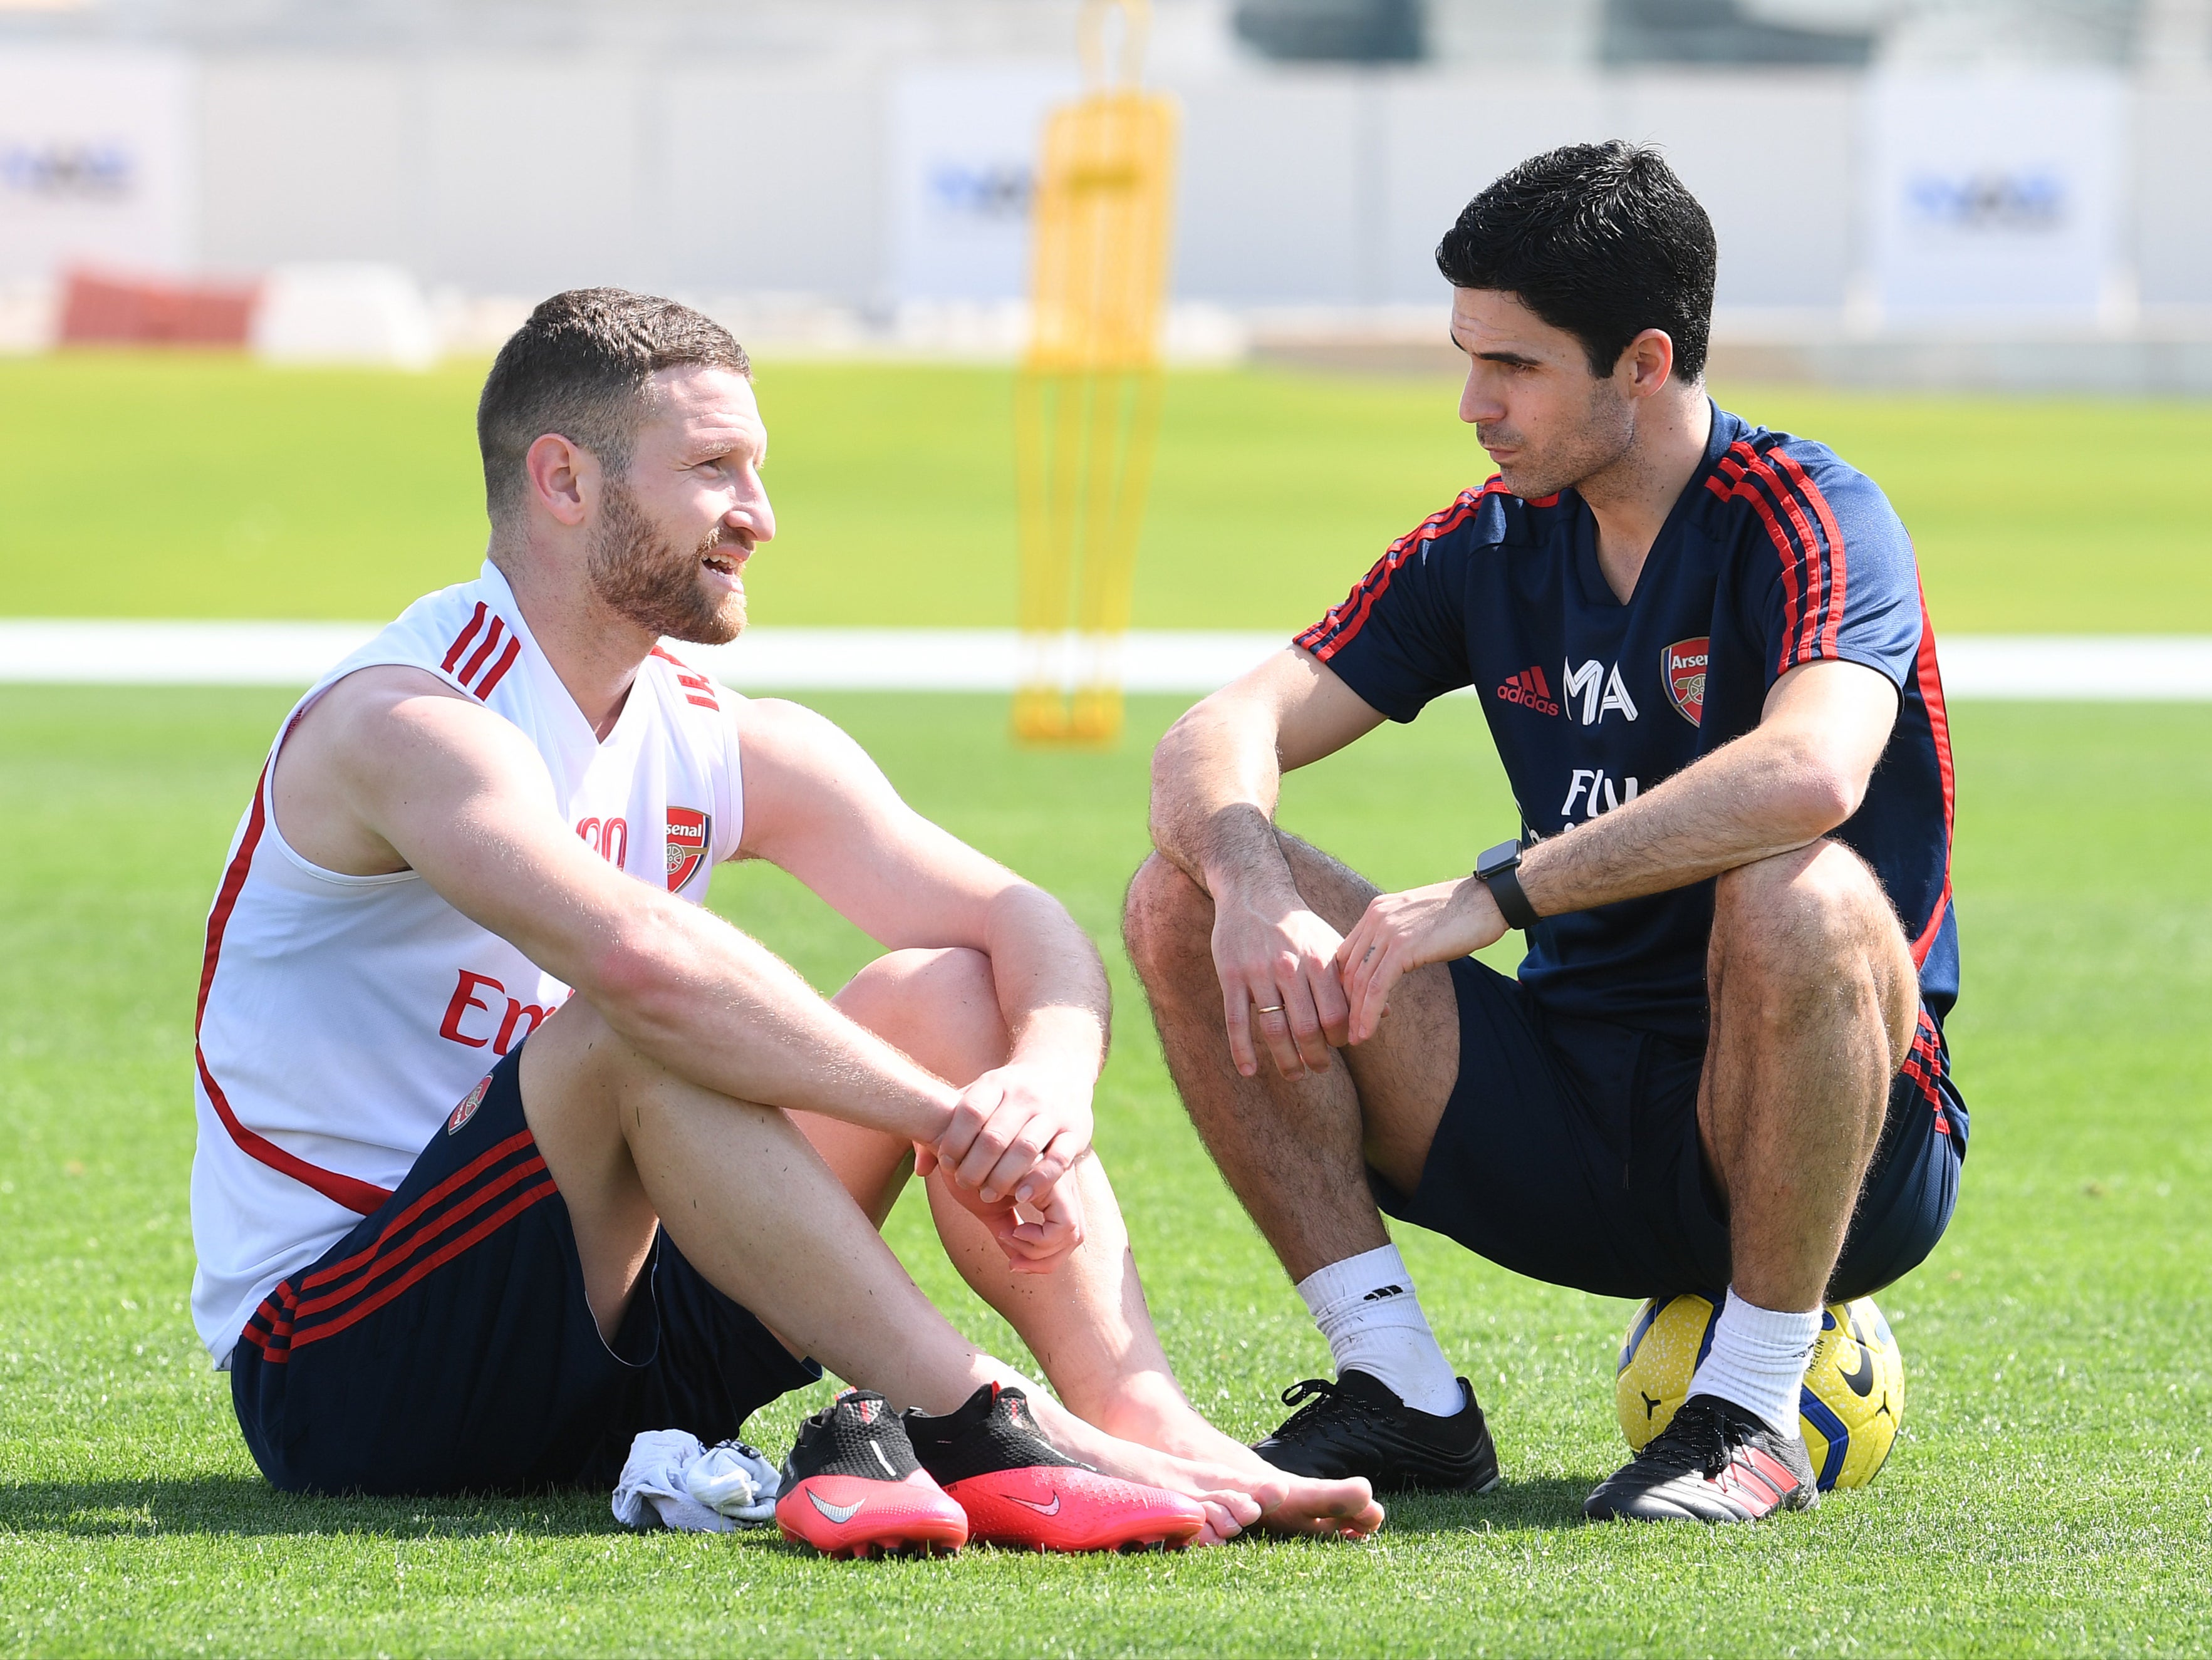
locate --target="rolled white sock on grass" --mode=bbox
[612,1429,781,1532]
[1296,1243,1466,1418]
[1685,1289,1822,1438]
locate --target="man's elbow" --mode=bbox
[579,923,691,1035]
[1783,752,1869,839]
[1148,704,1212,843]
[1152,699,1210,779]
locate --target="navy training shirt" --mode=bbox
[1294,403,1958,1045]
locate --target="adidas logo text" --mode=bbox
[1496,666,1559,716]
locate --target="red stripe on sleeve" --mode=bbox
[457,615,507,687]
[441,602,488,673]
[1738,449,1830,666]
[1296,481,1504,660]
[1768,450,1850,660]
[472,634,522,700]
[1907,584,1955,968]
[1715,465,1806,673]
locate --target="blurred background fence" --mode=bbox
[4,0,2211,388]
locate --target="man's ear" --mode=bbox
[1617,328,1677,399]
[523,432,597,528]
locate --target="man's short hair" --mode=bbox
[1436,142,1716,382]
[476,288,751,521]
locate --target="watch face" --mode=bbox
[1478,840,1520,878]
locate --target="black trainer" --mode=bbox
[1250,1369,1501,1493]
[1582,1393,1817,1523]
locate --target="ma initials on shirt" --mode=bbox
[1562,659,1639,726]
[439,968,556,1056]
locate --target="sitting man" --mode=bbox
[188,287,1378,1547]
[1124,143,1965,1523]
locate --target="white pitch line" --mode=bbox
[2,621,2210,700]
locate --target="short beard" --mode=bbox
[586,479,746,646]
[1485,375,1637,502]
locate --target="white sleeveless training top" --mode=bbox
[188,561,742,1364]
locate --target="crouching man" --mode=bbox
[1124,145,1965,1523]
[189,288,1378,1545]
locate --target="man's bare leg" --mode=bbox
[1586,838,1923,1517]
[516,985,1373,1539]
[1119,836,1460,1282]
[1700,839,1920,1310]
[1121,835,1503,1468]
[809,946,1384,1536]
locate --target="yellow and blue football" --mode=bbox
[1614,1292,1905,1491]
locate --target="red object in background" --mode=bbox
[58,269,259,346]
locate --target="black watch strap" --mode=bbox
[1474,839,1540,931]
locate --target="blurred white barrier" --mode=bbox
[3,621,2210,699]
[0,621,382,683]
[251,264,439,369]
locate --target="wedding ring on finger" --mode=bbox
[1255,1003,1285,1015]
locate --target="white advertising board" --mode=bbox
[1864,71,2126,323]
[888,65,1077,302]
[0,48,197,282]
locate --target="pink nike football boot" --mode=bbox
[901,1382,1205,1553]
[774,1391,968,1558]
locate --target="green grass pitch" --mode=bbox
[3,686,2208,1656]
[5,353,2212,633]
[2,356,2209,1653]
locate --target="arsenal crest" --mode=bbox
[1662,638,1709,727]
[665,807,711,891]
[446,1074,492,1136]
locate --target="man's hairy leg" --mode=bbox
[516,983,1366,1538]
[816,947,1383,1536]
[519,995,1005,1405]
[1700,839,1921,1309]
[1121,836,1460,1284]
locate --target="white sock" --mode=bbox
[1294,1245,1465,1418]
[1685,1289,1821,1439]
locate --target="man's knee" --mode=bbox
[838,945,994,1017]
[1121,853,1213,988]
[1715,841,1895,957]
[1712,841,1917,1045]
[834,947,1007,1082]
[521,993,646,1103]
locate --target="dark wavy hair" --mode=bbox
[1436,141,1716,381]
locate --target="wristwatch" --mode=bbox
[1474,839,1540,931]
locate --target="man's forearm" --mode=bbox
[984,883,1111,1079]
[586,895,960,1144]
[1519,725,1856,918]
[1149,705,1293,900]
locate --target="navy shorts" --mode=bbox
[229,1045,820,1496]
[1372,957,1968,1303]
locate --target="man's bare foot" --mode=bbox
[1031,1395,1383,1541]
[1089,1387,1388,1534]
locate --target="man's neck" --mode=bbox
[487,544,655,740]
[1577,390,1713,605]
